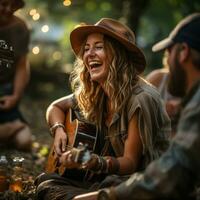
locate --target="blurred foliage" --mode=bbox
[21,0,200,74]
[19,0,200,78]
[140,0,200,73]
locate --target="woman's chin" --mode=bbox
[90,77,105,85]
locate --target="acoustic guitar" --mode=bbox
[45,108,98,177]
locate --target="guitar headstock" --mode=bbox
[71,142,91,164]
[0,40,14,69]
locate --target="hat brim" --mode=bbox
[152,37,174,52]
[70,25,146,73]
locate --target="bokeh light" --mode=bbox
[63,0,71,6]
[41,25,49,33]
[32,13,40,21]
[29,9,37,16]
[52,51,62,60]
[32,46,40,54]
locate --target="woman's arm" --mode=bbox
[46,94,74,156]
[117,112,143,175]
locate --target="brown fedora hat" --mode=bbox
[70,18,146,73]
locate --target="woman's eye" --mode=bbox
[84,48,89,52]
[96,46,103,50]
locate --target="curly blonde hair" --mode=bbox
[70,35,139,124]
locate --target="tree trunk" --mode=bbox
[124,0,150,36]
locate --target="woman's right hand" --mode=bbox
[53,127,68,156]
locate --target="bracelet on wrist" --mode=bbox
[89,155,107,174]
[49,122,65,137]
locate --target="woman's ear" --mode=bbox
[179,43,190,63]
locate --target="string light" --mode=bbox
[32,13,40,21]
[63,0,71,6]
[41,25,49,33]
[32,46,40,54]
[29,9,37,16]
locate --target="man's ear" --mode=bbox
[179,43,190,63]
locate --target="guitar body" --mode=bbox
[45,109,97,176]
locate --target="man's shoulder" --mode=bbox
[184,82,200,111]
[180,82,200,126]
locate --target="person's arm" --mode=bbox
[0,55,29,110]
[116,112,143,175]
[14,55,30,100]
[46,94,74,156]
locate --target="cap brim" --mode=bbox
[70,25,146,73]
[152,37,174,52]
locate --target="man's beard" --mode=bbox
[168,54,187,98]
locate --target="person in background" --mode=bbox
[0,0,32,151]
[73,12,200,200]
[146,51,181,138]
[35,18,170,200]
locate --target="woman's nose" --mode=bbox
[88,48,96,56]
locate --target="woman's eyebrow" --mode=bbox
[85,41,104,46]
